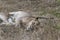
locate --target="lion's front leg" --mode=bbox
[26,20,34,31]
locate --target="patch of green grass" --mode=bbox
[48,8,60,18]
[53,13,60,18]
[54,25,60,30]
[51,9,60,18]
[56,0,60,5]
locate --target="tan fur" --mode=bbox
[0,12,10,25]
[21,17,34,24]
[20,17,40,30]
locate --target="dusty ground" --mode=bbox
[0,0,60,40]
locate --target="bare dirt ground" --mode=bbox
[0,0,60,40]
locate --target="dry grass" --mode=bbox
[0,14,59,40]
[0,0,60,40]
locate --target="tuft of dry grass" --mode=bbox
[0,0,59,40]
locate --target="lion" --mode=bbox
[9,11,40,31]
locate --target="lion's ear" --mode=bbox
[32,16,39,20]
[35,17,39,20]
